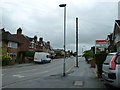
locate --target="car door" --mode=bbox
[116,55,120,87]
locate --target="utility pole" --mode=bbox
[76,17,79,67]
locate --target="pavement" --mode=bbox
[2,57,106,88]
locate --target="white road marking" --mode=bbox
[27,71,49,77]
[40,71,48,74]
[18,69,38,73]
[13,71,49,78]
[12,74,25,78]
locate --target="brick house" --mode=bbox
[37,37,53,52]
[13,28,38,51]
[1,28,20,58]
[14,28,53,53]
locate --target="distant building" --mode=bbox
[38,37,53,53]
[1,28,20,57]
[53,49,64,56]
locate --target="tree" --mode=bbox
[2,45,7,55]
[83,49,94,62]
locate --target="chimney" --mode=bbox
[34,35,37,43]
[47,41,50,45]
[1,28,5,33]
[39,37,43,42]
[17,28,22,35]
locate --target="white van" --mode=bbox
[34,52,51,63]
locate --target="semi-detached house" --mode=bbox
[1,27,54,61]
[13,28,38,51]
[1,28,20,57]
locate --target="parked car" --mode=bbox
[102,52,120,88]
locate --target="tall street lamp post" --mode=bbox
[59,4,66,76]
[76,17,79,67]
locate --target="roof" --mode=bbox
[115,20,120,28]
[2,30,20,43]
[24,35,33,42]
[24,35,38,43]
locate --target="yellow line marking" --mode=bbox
[66,64,75,73]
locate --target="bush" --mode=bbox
[95,52,108,78]
[83,50,94,63]
[2,55,12,66]
[17,50,35,63]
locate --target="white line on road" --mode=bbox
[18,69,38,73]
[12,74,25,78]
[28,71,49,76]
[12,71,49,79]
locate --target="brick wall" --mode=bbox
[14,34,30,51]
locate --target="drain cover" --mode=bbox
[73,81,84,86]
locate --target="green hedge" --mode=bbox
[83,50,94,63]
[2,55,12,66]
[17,50,35,63]
[94,52,108,78]
[20,50,35,57]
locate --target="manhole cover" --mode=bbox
[73,81,84,86]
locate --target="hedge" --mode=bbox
[2,55,12,66]
[94,52,108,78]
[17,50,35,63]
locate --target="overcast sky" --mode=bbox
[0,0,119,54]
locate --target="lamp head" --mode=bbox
[59,4,66,7]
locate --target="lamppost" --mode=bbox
[59,4,66,76]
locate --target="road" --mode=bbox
[2,57,106,88]
[2,57,76,87]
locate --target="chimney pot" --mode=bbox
[17,28,22,35]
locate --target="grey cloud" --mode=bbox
[1,1,118,54]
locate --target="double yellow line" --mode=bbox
[66,64,75,73]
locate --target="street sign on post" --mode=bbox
[95,40,108,53]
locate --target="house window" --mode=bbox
[29,40,33,48]
[7,52,17,57]
[31,43,34,48]
[8,41,18,48]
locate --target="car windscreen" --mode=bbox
[104,54,114,64]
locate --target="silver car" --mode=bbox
[102,52,120,88]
